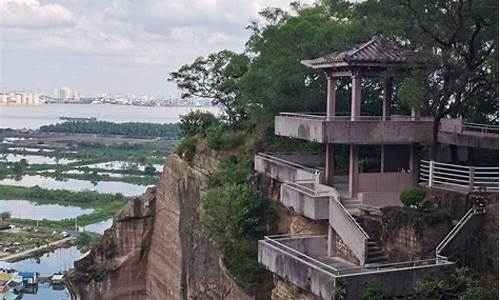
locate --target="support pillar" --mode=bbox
[326,143,335,186]
[382,78,392,120]
[409,143,418,184]
[411,107,421,121]
[327,76,336,120]
[349,144,359,198]
[351,73,361,120]
[327,226,336,257]
[381,145,385,173]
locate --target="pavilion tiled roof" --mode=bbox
[301,37,409,69]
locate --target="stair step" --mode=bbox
[367,250,385,257]
[366,256,389,263]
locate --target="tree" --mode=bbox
[169,50,250,122]
[356,0,498,159]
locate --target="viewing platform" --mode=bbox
[259,234,454,300]
[275,113,434,144]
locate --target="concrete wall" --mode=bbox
[254,154,321,183]
[278,236,328,257]
[438,131,498,150]
[275,116,435,144]
[358,172,414,193]
[258,239,337,300]
[329,197,367,265]
[342,263,454,300]
[275,116,325,143]
[281,183,330,220]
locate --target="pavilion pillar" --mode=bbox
[382,78,392,120]
[327,75,336,119]
[351,73,362,120]
[326,75,337,187]
[349,144,359,198]
[411,107,421,121]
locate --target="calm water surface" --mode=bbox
[0,246,82,300]
[0,154,77,165]
[0,175,146,196]
[0,103,220,129]
[0,200,93,220]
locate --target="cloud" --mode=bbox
[0,0,77,28]
[0,0,312,95]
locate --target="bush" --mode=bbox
[175,136,197,162]
[361,280,391,300]
[210,156,251,186]
[202,183,276,243]
[179,111,219,137]
[400,187,426,207]
[206,126,243,150]
[222,239,267,284]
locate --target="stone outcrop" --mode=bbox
[68,154,256,300]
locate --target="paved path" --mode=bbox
[0,237,74,262]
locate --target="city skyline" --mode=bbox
[0,0,309,96]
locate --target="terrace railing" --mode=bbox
[279,112,433,122]
[420,160,499,192]
[463,122,499,135]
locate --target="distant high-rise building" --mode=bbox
[53,86,79,101]
[0,91,40,105]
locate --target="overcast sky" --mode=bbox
[0,0,310,96]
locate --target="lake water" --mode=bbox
[81,161,163,172]
[0,200,93,220]
[0,175,146,196]
[82,218,113,234]
[0,153,77,165]
[0,246,82,300]
[0,103,220,129]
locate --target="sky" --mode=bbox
[0,0,311,97]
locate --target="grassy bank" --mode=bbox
[0,185,130,230]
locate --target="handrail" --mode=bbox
[330,195,369,239]
[420,160,499,191]
[256,152,322,174]
[263,235,344,276]
[436,206,482,256]
[279,112,433,122]
[283,181,332,197]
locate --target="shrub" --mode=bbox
[179,111,219,137]
[175,136,197,162]
[400,187,426,207]
[206,126,243,150]
[361,280,391,300]
[201,183,276,243]
[222,239,267,284]
[210,156,251,186]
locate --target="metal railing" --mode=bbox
[435,207,476,256]
[463,122,499,134]
[420,160,499,191]
[279,112,433,122]
[263,235,349,276]
[283,180,333,197]
[256,152,323,175]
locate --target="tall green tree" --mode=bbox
[169,50,250,122]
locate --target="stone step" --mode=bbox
[365,256,389,264]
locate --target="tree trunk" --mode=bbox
[431,115,441,161]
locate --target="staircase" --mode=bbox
[341,198,362,215]
[366,238,388,264]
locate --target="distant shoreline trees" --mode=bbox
[40,121,180,139]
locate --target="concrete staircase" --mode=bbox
[341,198,362,216]
[366,238,389,264]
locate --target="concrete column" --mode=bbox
[326,143,335,186]
[409,143,418,184]
[327,226,336,257]
[351,73,362,120]
[382,78,392,120]
[349,144,359,198]
[327,76,336,120]
[381,145,385,173]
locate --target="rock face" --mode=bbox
[68,155,254,300]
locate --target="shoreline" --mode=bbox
[1,236,75,263]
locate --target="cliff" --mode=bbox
[68,154,254,300]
